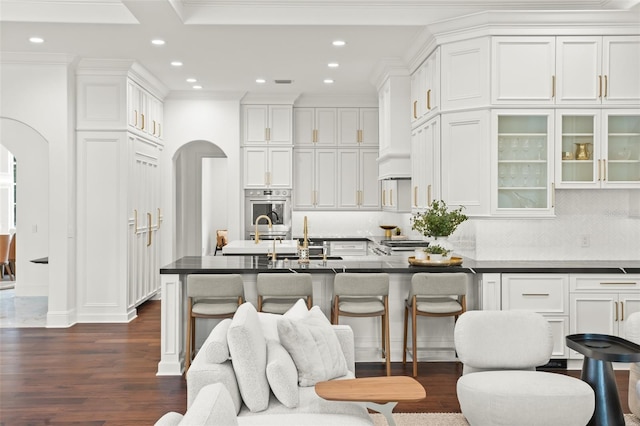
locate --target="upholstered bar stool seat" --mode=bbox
[186,274,244,372]
[257,273,313,314]
[332,272,391,376]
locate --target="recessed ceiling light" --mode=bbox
[171,61,183,67]
[332,40,346,47]
[186,78,197,83]
[193,85,202,89]
[151,39,165,46]
[256,78,266,84]
[324,79,334,84]
[328,62,339,68]
[29,37,44,44]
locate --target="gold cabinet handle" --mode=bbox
[413,101,417,119]
[551,75,556,98]
[598,159,601,181]
[390,189,393,205]
[313,129,318,143]
[604,75,608,98]
[357,129,363,144]
[147,212,152,247]
[141,113,145,130]
[615,301,619,321]
[413,186,418,207]
[153,120,157,136]
[621,301,625,321]
[158,123,161,138]
[603,159,607,181]
[427,184,432,206]
[522,293,550,297]
[551,182,555,208]
[598,75,602,98]
[382,189,386,206]
[426,89,431,110]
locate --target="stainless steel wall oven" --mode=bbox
[245,189,292,240]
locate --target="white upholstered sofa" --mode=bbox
[155,300,372,426]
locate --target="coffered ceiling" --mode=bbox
[1,0,639,97]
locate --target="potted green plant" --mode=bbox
[423,244,450,261]
[411,200,468,246]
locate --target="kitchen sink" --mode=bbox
[268,255,343,261]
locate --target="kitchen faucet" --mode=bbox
[254,215,272,244]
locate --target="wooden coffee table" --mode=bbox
[315,376,426,426]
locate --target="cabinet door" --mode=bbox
[602,111,640,188]
[337,149,359,208]
[411,63,426,122]
[315,149,337,208]
[441,37,490,110]
[556,37,602,105]
[359,108,379,146]
[127,81,142,129]
[555,110,602,188]
[293,149,314,208]
[294,108,315,146]
[411,127,425,210]
[502,274,569,315]
[244,105,269,145]
[244,147,267,187]
[424,48,440,115]
[492,110,555,216]
[441,110,490,216]
[268,147,292,188]
[621,293,640,326]
[359,149,380,209]
[603,36,640,104]
[492,37,556,104]
[338,108,360,146]
[569,292,618,358]
[316,108,337,146]
[268,105,292,144]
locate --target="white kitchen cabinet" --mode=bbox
[377,75,412,179]
[381,179,411,212]
[411,116,440,211]
[440,37,490,111]
[492,110,555,216]
[127,80,163,140]
[337,148,380,210]
[492,37,556,105]
[411,48,440,124]
[337,108,378,146]
[556,36,640,105]
[556,110,640,189]
[128,135,162,310]
[292,148,337,209]
[243,104,292,145]
[502,274,570,358]
[440,110,490,216]
[329,241,368,256]
[244,147,292,188]
[569,274,640,359]
[293,107,337,146]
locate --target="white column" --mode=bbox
[157,273,184,376]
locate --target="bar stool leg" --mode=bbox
[185,300,193,372]
[403,304,409,365]
[412,301,418,378]
[384,296,391,376]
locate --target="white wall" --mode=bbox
[202,157,228,255]
[0,55,75,321]
[161,95,242,267]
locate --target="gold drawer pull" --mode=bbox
[522,293,550,297]
[601,282,636,285]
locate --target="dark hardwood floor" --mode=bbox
[0,300,632,425]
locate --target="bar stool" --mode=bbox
[403,272,467,377]
[186,274,244,371]
[256,273,313,314]
[331,272,390,376]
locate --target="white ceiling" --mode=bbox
[1,0,639,98]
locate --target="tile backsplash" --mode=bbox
[294,189,640,261]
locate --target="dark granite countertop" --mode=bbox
[160,255,640,275]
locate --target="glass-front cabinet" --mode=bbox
[492,110,554,216]
[556,110,640,188]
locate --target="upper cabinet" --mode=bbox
[492,110,555,216]
[411,48,440,124]
[491,37,556,105]
[411,116,440,211]
[293,108,337,146]
[337,108,379,146]
[556,110,640,189]
[556,36,640,105]
[243,105,292,145]
[244,147,292,189]
[127,80,163,140]
[440,37,490,112]
[337,148,380,210]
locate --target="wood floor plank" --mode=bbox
[0,300,633,424]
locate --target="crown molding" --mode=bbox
[166,90,246,101]
[294,94,378,107]
[369,58,410,91]
[240,92,301,105]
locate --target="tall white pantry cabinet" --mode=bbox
[76,60,165,322]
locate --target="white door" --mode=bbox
[423,116,440,208]
[411,127,424,210]
[338,108,360,146]
[268,105,292,144]
[359,149,380,209]
[315,149,337,208]
[244,105,268,144]
[268,147,292,188]
[293,149,314,208]
[315,108,337,146]
[338,149,359,208]
[294,108,314,146]
[569,292,618,358]
[556,37,602,105]
[359,108,379,146]
[603,36,640,104]
[244,147,267,187]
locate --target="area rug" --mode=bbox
[370,413,640,425]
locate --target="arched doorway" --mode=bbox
[173,140,228,258]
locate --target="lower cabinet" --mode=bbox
[501,274,570,358]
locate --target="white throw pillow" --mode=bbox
[227,302,269,412]
[265,340,299,408]
[277,306,348,387]
[258,298,310,343]
[203,318,232,364]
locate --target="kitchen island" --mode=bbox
[157,255,640,375]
